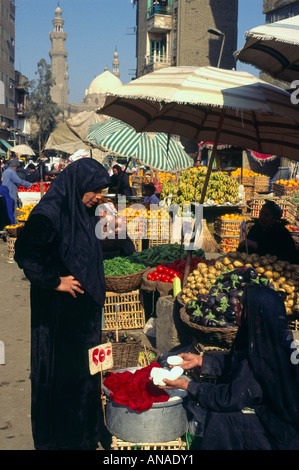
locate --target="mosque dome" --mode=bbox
[84,70,122,97]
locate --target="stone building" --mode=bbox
[133,0,238,78]
[0,0,29,150]
[48,5,122,120]
[263,0,299,21]
[49,5,69,109]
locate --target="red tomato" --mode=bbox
[163,267,170,275]
[147,273,153,281]
[161,274,167,282]
[157,265,164,273]
[168,269,175,277]
[172,272,179,278]
[167,277,173,283]
[156,273,162,281]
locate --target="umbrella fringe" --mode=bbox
[245,31,299,46]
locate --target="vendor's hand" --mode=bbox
[54,275,84,298]
[159,377,189,391]
[177,353,203,370]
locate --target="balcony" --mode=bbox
[147,3,173,33]
[16,103,26,116]
[144,52,171,74]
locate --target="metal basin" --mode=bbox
[103,367,188,443]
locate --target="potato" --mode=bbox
[227,263,234,270]
[222,257,232,266]
[233,260,244,267]
[264,270,273,279]
[277,277,286,286]
[272,271,281,280]
[208,266,217,274]
[256,267,265,274]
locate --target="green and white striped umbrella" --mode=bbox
[87,118,193,172]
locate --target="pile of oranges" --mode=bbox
[276,179,299,187]
[16,203,35,222]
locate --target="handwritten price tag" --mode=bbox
[88,342,113,375]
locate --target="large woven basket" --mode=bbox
[105,269,147,293]
[180,306,238,349]
[109,341,141,371]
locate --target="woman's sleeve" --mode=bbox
[14,214,61,290]
[187,359,263,412]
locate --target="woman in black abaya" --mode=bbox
[14,158,111,450]
[160,285,299,450]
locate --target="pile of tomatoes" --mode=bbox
[18,182,51,192]
[147,265,180,283]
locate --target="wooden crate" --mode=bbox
[111,436,187,450]
[215,234,240,253]
[103,290,145,330]
[148,237,170,247]
[215,217,251,237]
[6,237,17,259]
[273,182,299,198]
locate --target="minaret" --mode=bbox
[112,49,120,78]
[49,3,69,108]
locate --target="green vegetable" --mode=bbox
[104,257,146,276]
[127,243,205,265]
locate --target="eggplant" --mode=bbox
[221,280,232,291]
[216,292,228,304]
[197,293,209,304]
[244,267,258,283]
[209,286,219,296]
[202,306,212,316]
[225,307,236,323]
[206,296,216,308]
[186,300,198,315]
[229,296,240,307]
[212,305,225,317]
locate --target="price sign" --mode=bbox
[239,219,246,241]
[88,342,113,375]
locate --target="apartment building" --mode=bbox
[134,0,238,78]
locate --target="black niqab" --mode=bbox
[29,158,111,306]
[236,285,299,448]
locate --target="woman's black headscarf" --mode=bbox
[235,284,299,449]
[29,158,111,306]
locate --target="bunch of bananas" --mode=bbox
[160,167,241,208]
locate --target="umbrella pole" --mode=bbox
[183,110,225,287]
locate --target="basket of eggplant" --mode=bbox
[180,267,269,349]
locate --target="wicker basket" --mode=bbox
[5,224,24,238]
[6,236,17,259]
[103,290,146,330]
[180,306,238,349]
[109,341,142,371]
[105,268,146,293]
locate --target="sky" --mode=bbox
[14,0,265,104]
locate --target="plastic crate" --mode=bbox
[103,290,146,330]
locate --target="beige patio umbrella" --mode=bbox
[235,15,299,84]
[10,144,35,156]
[96,65,299,282]
[96,66,299,161]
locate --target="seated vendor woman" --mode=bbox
[238,200,297,263]
[158,285,299,450]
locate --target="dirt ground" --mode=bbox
[0,237,155,451]
[0,238,33,450]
